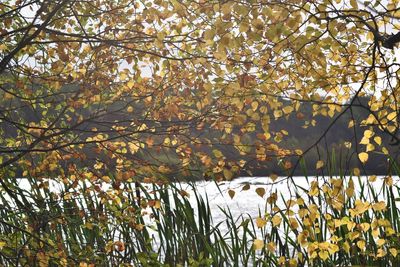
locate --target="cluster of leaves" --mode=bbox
[250,169,400,266]
[1,0,400,184]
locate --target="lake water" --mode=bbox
[174,175,399,223]
[14,175,398,224]
[8,175,400,265]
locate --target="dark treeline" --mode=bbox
[1,87,399,180]
[197,97,400,178]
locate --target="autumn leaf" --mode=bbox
[228,189,235,199]
[256,217,267,228]
[389,248,398,257]
[357,240,366,250]
[316,160,324,169]
[345,178,354,197]
[372,201,386,211]
[373,136,382,145]
[377,248,387,257]
[376,238,386,247]
[368,175,377,183]
[253,239,264,250]
[358,152,369,163]
[270,174,278,182]
[262,242,273,253]
[241,183,250,191]
[318,250,329,261]
[255,187,266,198]
[271,215,282,227]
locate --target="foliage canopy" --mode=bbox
[1,0,400,180]
[0,0,400,265]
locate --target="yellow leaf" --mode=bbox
[94,162,103,170]
[256,217,267,228]
[359,222,370,232]
[372,201,386,211]
[295,149,303,155]
[223,168,233,180]
[316,160,324,169]
[221,2,233,15]
[241,184,250,191]
[239,22,249,33]
[318,250,329,261]
[101,175,111,183]
[271,215,282,227]
[273,110,282,119]
[213,149,224,158]
[270,174,278,181]
[135,224,144,231]
[84,222,94,230]
[377,248,387,257]
[364,129,374,138]
[283,106,293,114]
[343,242,350,253]
[267,193,277,204]
[266,241,276,252]
[328,243,339,254]
[346,178,354,197]
[156,32,166,41]
[255,187,266,198]
[297,231,309,247]
[119,72,127,80]
[4,92,14,100]
[289,217,299,229]
[360,136,370,145]
[368,175,377,182]
[357,240,366,250]
[0,241,5,250]
[308,181,319,196]
[374,136,382,145]
[389,248,398,257]
[204,29,215,41]
[377,238,386,247]
[387,111,397,122]
[348,120,354,128]
[253,239,264,250]
[358,152,368,163]
[366,143,375,152]
[350,0,358,8]
[127,80,134,89]
[251,101,259,111]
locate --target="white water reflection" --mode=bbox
[12,175,399,224]
[178,176,398,224]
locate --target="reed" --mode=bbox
[0,159,399,266]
